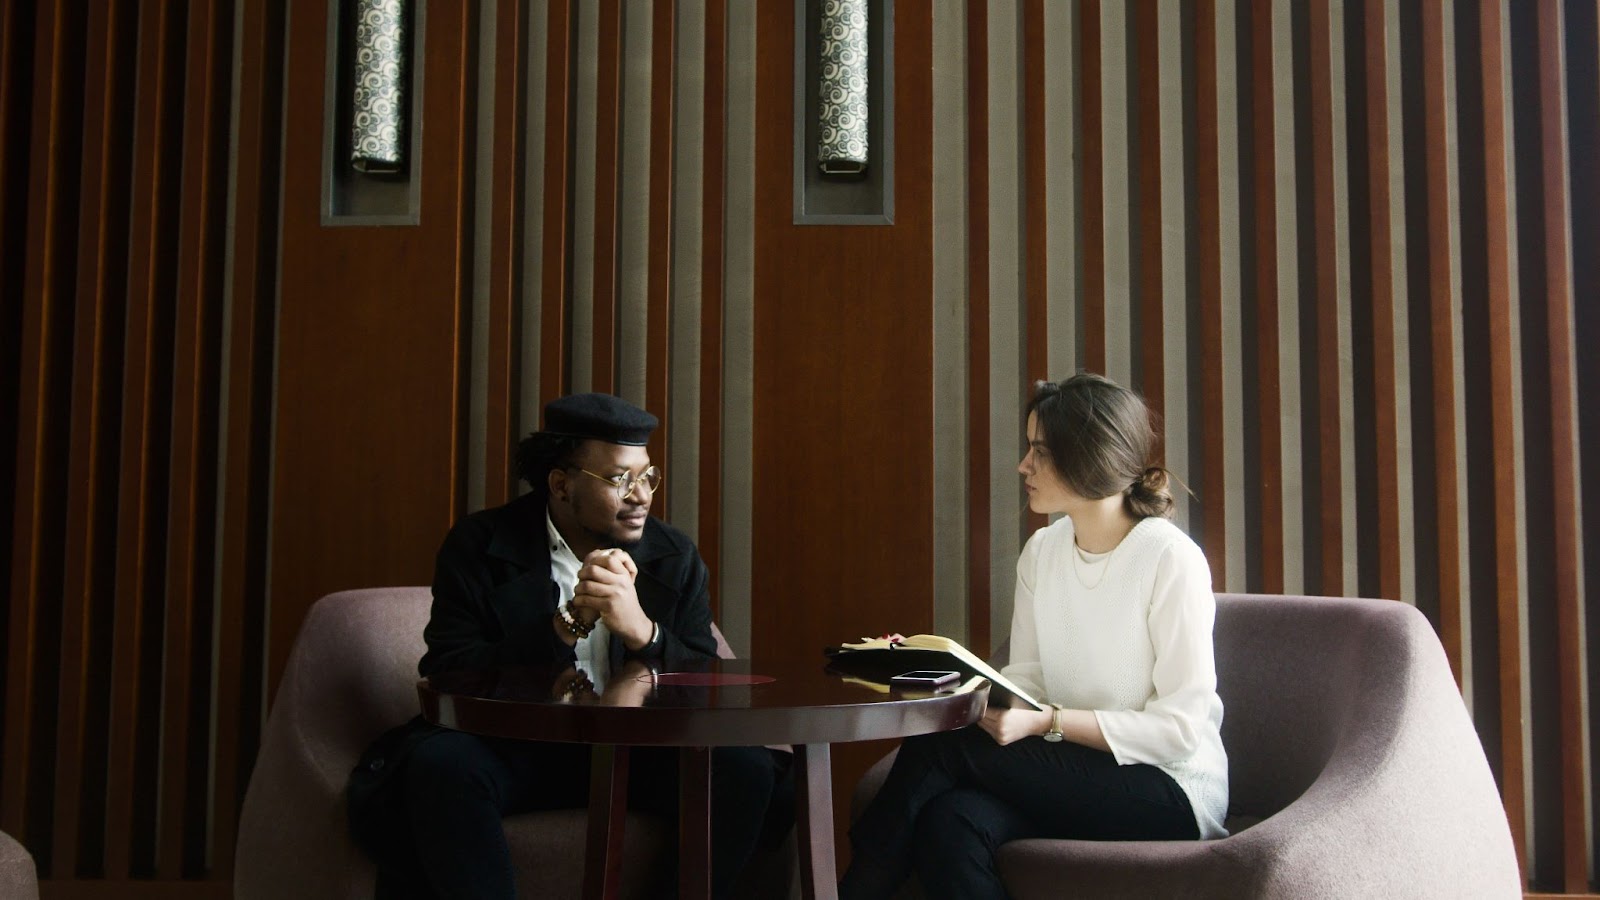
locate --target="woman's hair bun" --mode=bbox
[1127,465,1174,518]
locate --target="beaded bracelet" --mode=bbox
[558,602,594,639]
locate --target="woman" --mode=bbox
[840,373,1229,900]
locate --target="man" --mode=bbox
[348,393,792,899]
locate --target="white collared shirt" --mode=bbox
[546,512,610,675]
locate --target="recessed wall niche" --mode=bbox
[794,0,895,225]
[322,0,425,225]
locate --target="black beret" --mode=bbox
[541,393,658,446]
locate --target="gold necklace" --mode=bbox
[1071,540,1112,590]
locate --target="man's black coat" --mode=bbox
[347,490,720,862]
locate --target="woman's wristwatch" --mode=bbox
[1043,704,1065,743]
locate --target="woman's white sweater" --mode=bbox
[999,515,1230,839]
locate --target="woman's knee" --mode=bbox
[912,789,1023,863]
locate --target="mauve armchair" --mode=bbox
[235,587,795,899]
[851,593,1521,899]
[0,829,38,900]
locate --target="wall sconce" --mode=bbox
[818,0,868,175]
[351,0,407,174]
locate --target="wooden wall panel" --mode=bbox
[1566,0,1600,886]
[52,0,129,876]
[268,0,476,688]
[1419,0,1466,684]
[5,0,77,856]
[1247,0,1283,595]
[749,0,935,866]
[1531,1,1585,890]
[696,0,725,619]
[964,0,991,658]
[538,0,573,412]
[1,0,255,885]
[2,0,1598,893]
[645,0,675,516]
[210,0,285,876]
[1360,0,1402,604]
[1473,0,1530,865]
[103,1,181,876]
[484,0,526,507]
[588,2,621,396]
[1193,0,1226,590]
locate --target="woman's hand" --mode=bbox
[977,705,1054,746]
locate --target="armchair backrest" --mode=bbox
[1212,593,1372,819]
[273,588,433,788]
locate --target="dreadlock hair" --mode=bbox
[514,432,586,498]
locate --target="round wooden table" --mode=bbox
[418,658,989,900]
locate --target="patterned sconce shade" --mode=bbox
[818,0,868,175]
[351,0,407,174]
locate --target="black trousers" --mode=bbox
[377,729,792,900]
[840,725,1197,900]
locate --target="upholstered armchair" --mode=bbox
[0,829,39,900]
[851,593,1521,899]
[235,587,795,899]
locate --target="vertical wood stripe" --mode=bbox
[1079,0,1105,374]
[645,0,674,514]
[159,0,227,875]
[667,0,704,537]
[212,0,284,877]
[1042,0,1076,383]
[1159,0,1191,531]
[1532,0,1587,889]
[1193,0,1226,588]
[52,1,120,875]
[718,0,755,653]
[3,0,68,845]
[986,4,1025,642]
[1133,0,1163,422]
[103,0,175,875]
[1215,0,1244,592]
[519,0,550,439]
[538,0,573,411]
[932,0,969,642]
[1021,0,1047,537]
[485,0,525,506]
[1476,0,1528,868]
[1271,0,1304,593]
[1309,0,1344,596]
[1099,2,1132,387]
[1384,0,1416,609]
[966,0,991,655]
[1022,0,1046,391]
[1420,0,1464,682]
[1364,0,1401,602]
[615,1,650,411]
[1250,0,1284,594]
[589,2,621,396]
[697,0,724,615]
[0,0,24,293]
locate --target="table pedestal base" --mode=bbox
[580,743,840,900]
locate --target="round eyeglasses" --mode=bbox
[576,465,662,501]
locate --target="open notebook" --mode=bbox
[825,634,1044,711]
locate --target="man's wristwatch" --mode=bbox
[1043,704,1065,743]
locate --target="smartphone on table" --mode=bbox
[889,670,962,691]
